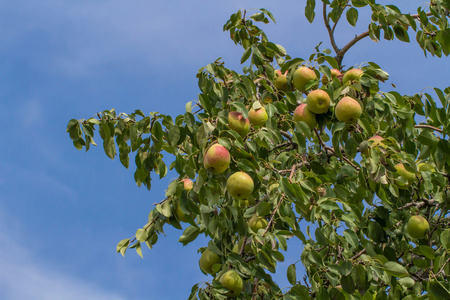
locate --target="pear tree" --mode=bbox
[67,1,450,299]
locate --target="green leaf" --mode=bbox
[168,125,180,146]
[418,129,439,146]
[178,226,200,246]
[257,202,272,216]
[398,277,415,288]
[305,0,315,23]
[66,119,79,132]
[287,264,297,285]
[241,47,252,64]
[441,229,450,249]
[352,264,369,295]
[260,8,276,23]
[429,280,450,298]
[315,227,328,246]
[340,260,353,276]
[103,137,116,159]
[135,243,143,258]
[343,229,358,249]
[346,8,358,27]
[382,261,408,277]
[341,275,355,294]
[437,29,450,56]
[418,245,436,259]
[393,25,410,42]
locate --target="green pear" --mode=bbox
[274,69,288,92]
[219,270,244,297]
[248,215,268,232]
[395,163,416,188]
[248,106,268,127]
[293,103,317,129]
[293,67,317,91]
[335,96,362,122]
[199,248,221,274]
[203,144,230,174]
[227,171,254,199]
[342,68,363,84]
[306,89,331,114]
[406,215,429,239]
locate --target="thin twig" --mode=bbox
[350,249,366,260]
[262,195,285,237]
[415,124,443,133]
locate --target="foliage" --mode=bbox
[67,1,450,299]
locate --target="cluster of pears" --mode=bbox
[362,134,435,191]
[275,66,364,129]
[199,248,244,296]
[298,67,363,127]
[197,140,269,296]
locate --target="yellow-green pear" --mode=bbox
[219,270,244,297]
[227,172,254,200]
[248,106,268,127]
[274,69,288,92]
[395,163,416,188]
[306,89,331,114]
[335,96,362,122]
[199,248,221,274]
[293,103,317,129]
[342,68,363,84]
[248,215,268,232]
[406,215,429,239]
[203,144,230,174]
[293,67,317,91]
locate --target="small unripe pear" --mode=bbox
[395,163,416,188]
[199,248,221,274]
[274,69,288,92]
[306,89,331,114]
[203,144,230,174]
[220,270,244,297]
[406,215,429,239]
[335,96,362,122]
[248,215,268,232]
[293,67,317,91]
[248,106,268,127]
[293,103,317,129]
[342,68,363,84]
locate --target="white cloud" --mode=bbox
[0,208,127,300]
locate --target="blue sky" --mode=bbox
[0,1,448,299]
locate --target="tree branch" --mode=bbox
[323,2,340,55]
[414,124,443,133]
